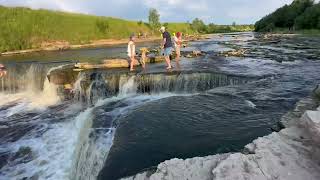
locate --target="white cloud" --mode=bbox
[0,0,297,24]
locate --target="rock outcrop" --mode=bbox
[122,99,320,180]
[218,49,248,57]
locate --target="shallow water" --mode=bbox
[0,33,319,180]
[0,41,158,64]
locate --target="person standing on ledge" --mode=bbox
[160,26,173,70]
[174,32,182,62]
[127,34,137,71]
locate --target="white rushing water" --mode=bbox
[0,70,197,180]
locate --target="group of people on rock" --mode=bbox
[127,26,182,71]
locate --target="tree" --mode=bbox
[191,18,207,33]
[163,22,169,29]
[255,0,315,32]
[295,3,320,29]
[232,22,236,27]
[96,19,109,34]
[148,8,161,30]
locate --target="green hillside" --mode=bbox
[0,6,195,53]
[0,6,254,53]
[255,0,320,32]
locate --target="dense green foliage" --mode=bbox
[255,0,320,32]
[190,18,254,34]
[164,23,196,34]
[295,3,320,29]
[148,8,161,30]
[191,18,208,33]
[206,24,254,33]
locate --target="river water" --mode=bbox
[0,33,319,180]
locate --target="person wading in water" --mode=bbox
[127,34,137,71]
[160,26,173,70]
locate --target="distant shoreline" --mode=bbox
[0,37,162,56]
[0,34,214,57]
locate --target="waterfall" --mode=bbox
[70,72,251,104]
[0,63,50,93]
[0,63,62,110]
[119,76,137,97]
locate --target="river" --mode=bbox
[0,32,319,180]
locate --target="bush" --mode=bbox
[96,19,110,34]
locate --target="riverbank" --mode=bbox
[0,33,210,57]
[259,29,320,36]
[0,6,199,55]
[0,36,161,56]
[122,88,320,180]
[0,6,254,57]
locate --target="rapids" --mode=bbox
[0,32,319,180]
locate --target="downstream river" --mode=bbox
[0,33,319,180]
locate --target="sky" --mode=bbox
[0,0,295,24]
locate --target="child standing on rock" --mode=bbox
[127,34,137,71]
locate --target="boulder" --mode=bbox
[47,64,78,85]
[183,50,205,58]
[219,49,247,57]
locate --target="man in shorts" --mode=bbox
[160,26,173,70]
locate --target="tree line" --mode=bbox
[148,9,254,34]
[255,0,320,32]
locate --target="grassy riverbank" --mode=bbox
[0,6,196,53]
[0,6,253,54]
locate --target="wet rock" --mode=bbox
[313,85,320,100]
[75,56,169,70]
[280,97,318,128]
[219,49,248,57]
[11,146,34,164]
[76,59,129,69]
[0,152,9,169]
[183,50,205,58]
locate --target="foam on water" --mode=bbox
[0,73,194,180]
[245,100,257,109]
[0,104,88,180]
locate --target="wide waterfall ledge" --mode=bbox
[121,97,320,180]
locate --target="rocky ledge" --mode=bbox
[122,88,320,180]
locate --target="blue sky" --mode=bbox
[0,0,294,24]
